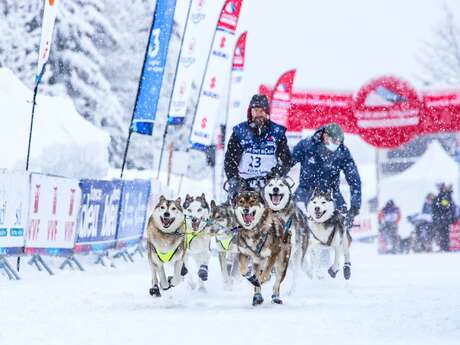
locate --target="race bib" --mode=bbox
[238,152,277,178]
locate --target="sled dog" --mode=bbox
[209,200,240,289]
[305,188,352,280]
[182,194,213,292]
[234,190,291,306]
[263,176,308,291]
[146,196,186,297]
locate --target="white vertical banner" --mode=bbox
[0,171,30,254]
[224,31,247,150]
[190,0,244,150]
[25,174,81,254]
[168,0,223,125]
[36,0,59,83]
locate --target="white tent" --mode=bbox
[0,68,110,178]
[379,141,459,236]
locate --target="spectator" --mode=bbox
[432,183,456,252]
[378,200,401,254]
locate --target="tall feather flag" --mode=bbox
[269,69,296,128]
[120,0,177,177]
[36,0,59,84]
[189,0,244,150]
[130,0,177,135]
[224,31,247,150]
[167,0,222,125]
[26,0,60,171]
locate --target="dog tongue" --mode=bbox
[271,195,282,204]
[192,220,200,230]
[243,214,254,224]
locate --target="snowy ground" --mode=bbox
[1,243,459,345]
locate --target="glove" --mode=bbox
[344,206,359,229]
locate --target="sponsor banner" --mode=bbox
[190,0,243,150]
[270,69,296,128]
[0,171,29,255]
[36,0,59,83]
[74,180,122,253]
[224,31,247,150]
[168,0,223,125]
[115,180,151,248]
[24,173,81,255]
[131,0,177,135]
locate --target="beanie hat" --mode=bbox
[247,94,270,122]
[322,122,344,142]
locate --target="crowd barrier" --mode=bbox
[0,171,152,279]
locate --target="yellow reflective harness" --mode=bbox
[153,223,186,263]
[218,235,234,251]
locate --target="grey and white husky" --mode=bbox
[146,196,186,297]
[305,188,352,280]
[209,200,240,289]
[183,194,213,292]
[263,176,308,292]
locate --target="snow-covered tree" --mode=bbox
[0,0,41,86]
[418,6,460,86]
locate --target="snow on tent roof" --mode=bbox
[379,140,459,236]
[0,68,110,178]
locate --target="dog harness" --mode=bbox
[154,245,181,263]
[152,224,186,263]
[218,234,235,251]
[307,220,338,246]
[239,231,270,257]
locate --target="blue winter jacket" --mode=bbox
[291,128,361,211]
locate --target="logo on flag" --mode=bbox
[225,1,236,13]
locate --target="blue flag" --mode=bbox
[131,0,177,135]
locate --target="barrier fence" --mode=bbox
[0,171,153,279]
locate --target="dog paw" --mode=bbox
[343,262,351,280]
[198,265,208,281]
[271,294,283,304]
[162,276,174,290]
[149,285,161,297]
[181,264,188,276]
[252,292,264,306]
[246,274,261,287]
[328,266,338,279]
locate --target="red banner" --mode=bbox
[269,69,296,128]
[232,31,246,70]
[260,75,460,148]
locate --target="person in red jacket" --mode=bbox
[378,200,401,254]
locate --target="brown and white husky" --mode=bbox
[146,196,186,297]
[233,190,291,306]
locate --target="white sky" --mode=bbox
[237,0,459,94]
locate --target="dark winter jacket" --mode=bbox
[291,127,361,211]
[432,191,456,226]
[224,120,292,180]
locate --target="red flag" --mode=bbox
[269,69,296,128]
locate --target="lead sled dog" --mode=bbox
[146,196,187,297]
[304,188,352,280]
[262,176,308,292]
[233,190,291,306]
